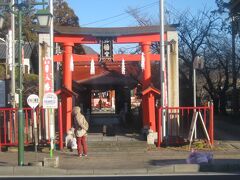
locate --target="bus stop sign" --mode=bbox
[27,94,39,109]
[43,92,58,109]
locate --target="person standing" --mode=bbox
[72,106,89,157]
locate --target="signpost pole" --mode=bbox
[193,56,204,140]
[42,92,58,158]
[27,94,39,162]
[33,109,38,153]
[50,109,54,158]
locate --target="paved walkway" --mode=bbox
[0,116,240,176]
[1,136,240,176]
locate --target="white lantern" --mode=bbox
[35,9,52,27]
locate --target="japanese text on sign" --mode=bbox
[43,93,58,109]
[100,37,113,62]
[27,94,39,109]
[43,57,53,93]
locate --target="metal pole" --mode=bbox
[49,0,55,158]
[193,67,197,139]
[193,68,196,108]
[209,101,214,145]
[160,0,166,137]
[11,0,16,144]
[11,0,15,108]
[58,101,63,150]
[17,5,24,166]
[33,109,38,152]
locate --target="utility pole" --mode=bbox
[160,0,166,138]
[11,0,15,109]
[10,0,16,144]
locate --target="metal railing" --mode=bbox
[0,104,63,150]
[156,103,214,147]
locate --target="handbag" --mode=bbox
[76,128,86,137]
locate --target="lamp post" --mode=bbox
[0,0,52,166]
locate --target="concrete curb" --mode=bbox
[0,164,240,176]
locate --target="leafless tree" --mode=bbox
[127,6,238,114]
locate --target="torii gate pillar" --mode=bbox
[141,41,156,132]
[62,42,74,133]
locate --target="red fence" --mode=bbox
[1,103,214,149]
[156,103,214,147]
[0,104,63,150]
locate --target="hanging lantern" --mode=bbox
[70,54,74,71]
[121,58,125,75]
[141,52,145,70]
[90,58,95,75]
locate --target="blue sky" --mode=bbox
[66,0,217,27]
[65,0,217,53]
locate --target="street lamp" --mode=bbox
[36,9,52,27]
[0,0,52,166]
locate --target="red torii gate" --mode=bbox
[53,25,176,134]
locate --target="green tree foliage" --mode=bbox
[0,0,38,41]
[23,73,38,107]
[53,0,79,26]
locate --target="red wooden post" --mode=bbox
[62,42,74,133]
[58,101,63,150]
[141,41,157,131]
[9,110,12,144]
[209,101,214,145]
[4,111,7,145]
[0,110,1,151]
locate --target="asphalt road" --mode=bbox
[214,115,240,141]
[1,175,240,180]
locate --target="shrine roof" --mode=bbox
[54,25,178,37]
[142,86,161,95]
[74,71,138,90]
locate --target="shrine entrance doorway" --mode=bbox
[71,63,139,128]
[91,90,116,115]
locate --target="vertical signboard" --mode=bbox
[43,57,53,94]
[100,37,113,62]
[0,80,6,107]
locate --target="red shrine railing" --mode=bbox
[156,103,214,147]
[0,102,214,150]
[0,102,64,151]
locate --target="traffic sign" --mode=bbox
[43,92,58,109]
[27,94,39,109]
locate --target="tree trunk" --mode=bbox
[213,97,219,114]
[219,91,227,115]
[231,18,239,115]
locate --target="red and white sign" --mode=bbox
[43,57,53,94]
[27,94,39,109]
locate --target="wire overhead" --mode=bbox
[80,1,158,27]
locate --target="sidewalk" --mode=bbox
[1,135,240,176]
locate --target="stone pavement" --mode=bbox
[1,116,240,176]
[0,132,240,176]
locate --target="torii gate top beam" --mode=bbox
[54,25,177,44]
